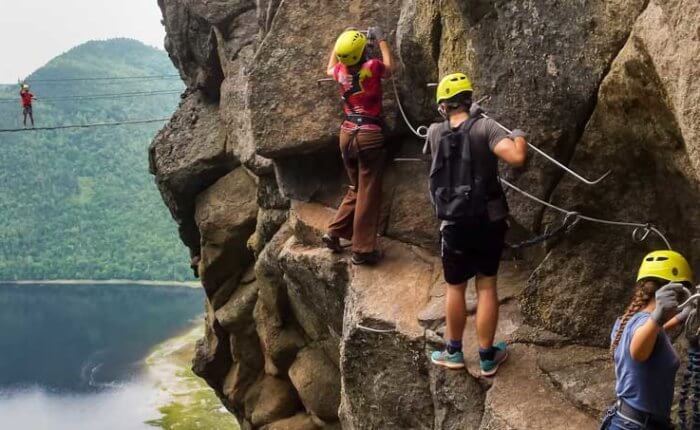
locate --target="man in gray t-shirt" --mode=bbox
[427,73,527,377]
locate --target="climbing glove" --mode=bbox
[676,304,694,324]
[367,26,385,42]
[508,129,527,140]
[469,102,485,118]
[651,283,687,326]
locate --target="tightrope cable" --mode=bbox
[0,89,182,103]
[23,74,181,83]
[0,118,170,133]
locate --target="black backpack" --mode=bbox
[429,117,507,222]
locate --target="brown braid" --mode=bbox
[610,280,662,357]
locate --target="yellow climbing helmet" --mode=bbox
[335,30,367,66]
[637,250,693,285]
[436,73,473,104]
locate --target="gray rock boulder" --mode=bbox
[523,0,700,345]
[247,0,404,158]
[193,300,232,392]
[159,0,224,98]
[288,347,342,423]
[149,91,235,253]
[251,375,302,426]
[195,168,258,295]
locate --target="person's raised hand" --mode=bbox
[469,102,485,118]
[651,283,687,325]
[367,26,385,42]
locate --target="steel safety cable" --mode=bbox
[499,177,672,249]
[391,78,429,139]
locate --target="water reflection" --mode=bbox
[0,282,204,428]
[0,383,157,430]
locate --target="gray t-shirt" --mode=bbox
[426,117,509,159]
[426,117,509,229]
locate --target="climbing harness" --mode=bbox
[345,114,384,127]
[677,286,700,430]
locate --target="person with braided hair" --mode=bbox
[601,250,694,430]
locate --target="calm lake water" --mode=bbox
[0,282,204,429]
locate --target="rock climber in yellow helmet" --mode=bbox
[321,27,394,265]
[601,250,694,430]
[427,73,528,376]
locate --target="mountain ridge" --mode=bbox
[0,38,189,281]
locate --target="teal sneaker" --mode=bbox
[479,341,508,377]
[430,349,465,370]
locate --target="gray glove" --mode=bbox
[676,305,694,324]
[651,283,687,325]
[508,129,527,140]
[469,102,485,118]
[367,26,385,42]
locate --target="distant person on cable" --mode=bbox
[321,27,394,266]
[600,250,693,430]
[19,84,36,128]
[427,73,527,376]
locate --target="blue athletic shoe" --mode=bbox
[479,341,508,377]
[430,349,465,370]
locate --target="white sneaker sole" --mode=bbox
[431,357,465,370]
[481,351,509,377]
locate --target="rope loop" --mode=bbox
[391,78,430,139]
[631,224,652,243]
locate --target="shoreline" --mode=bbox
[145,323,238,429]
[3,279,201,288]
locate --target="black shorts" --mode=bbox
[23,105,32,115]
[441,218,508,285]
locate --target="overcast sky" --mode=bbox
[0,0,166,83]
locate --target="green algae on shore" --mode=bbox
[145,325,238,430]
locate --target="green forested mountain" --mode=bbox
[0,39,190,280]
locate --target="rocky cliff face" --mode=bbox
[150,1,700,428]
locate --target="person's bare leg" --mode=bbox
[445,282,468,344]
[475,274,498,349]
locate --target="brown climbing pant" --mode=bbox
[327,129,386,253]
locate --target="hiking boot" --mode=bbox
[351,250,382,266]
[322,234,343,253]
[430,350,465,370]
[479,341,508,377]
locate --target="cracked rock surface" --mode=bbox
[150,0,700,428]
